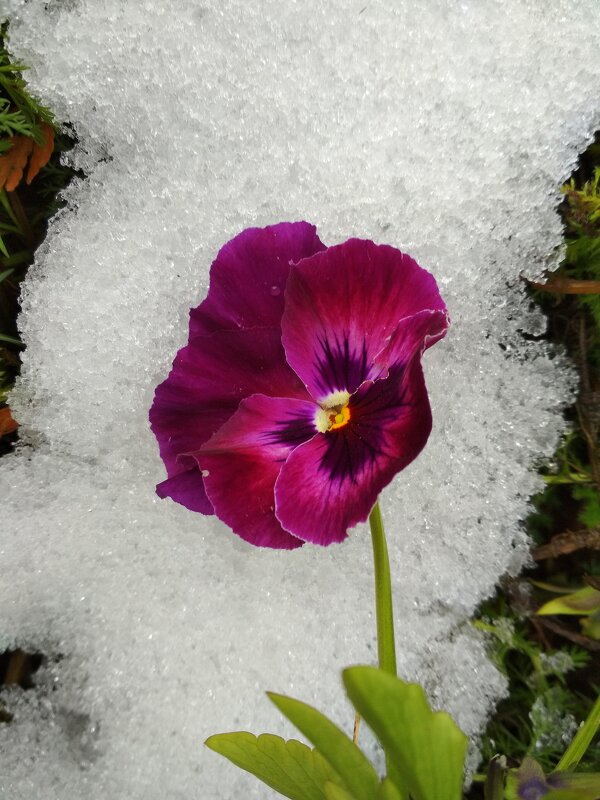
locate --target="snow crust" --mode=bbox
[1,0,599,797]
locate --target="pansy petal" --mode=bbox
[197,394,318,549]
[150,327,309,510]
[281,239,446,401]
[374,309,449,375]
[190,222,326,337]
[274,361,432,545]
[156,469,214,514]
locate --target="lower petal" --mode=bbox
[274,361,432,545]
[196,394,318,549]
[150,327,308,511]
[156,468,214,514]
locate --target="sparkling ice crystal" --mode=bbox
[1,1,600,797]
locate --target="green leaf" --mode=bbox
[573,485,600,527]
[554,773,600,792]
[0,267,14,282]
[537,587,600,617]
[205,731,346,800]
[1,250,33,268]
[581,611,600,640]
[0,332,24,346]
[376,778,405,800]
[483,755,506,800]
[323,783,359,800]
[530,580,582,595]
[343,666,467,800]
[321,778,405,800]
[268,692,380,800]
[556,693,600,772]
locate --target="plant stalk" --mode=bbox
[369,501,405,795]
[555,692,600,771]
[530,278,600,295]
[369,501,397,676]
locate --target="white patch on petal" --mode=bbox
[314,407,331,433]
[319,389,350,408]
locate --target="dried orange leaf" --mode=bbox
[26,123,54,184]
[0,406,18,437]
[0,136,34,192]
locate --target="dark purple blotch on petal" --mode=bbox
[150,223,449,549]
[311,331,371,397]
[263,406,317,449]
[282,238,447,401]
[197,394,316,549]
[150,326,308,514]
[274,360,433,545]
[317,365,409,484]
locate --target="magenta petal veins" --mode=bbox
[274,361,433,545]
[281,239,446,400]
[149,223,448,548]
[189,221,326,338]
[149,326,309,512]
[196,394,316,549]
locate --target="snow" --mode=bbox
[1,0,599,797]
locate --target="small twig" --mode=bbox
[532,529,600,560]
[529,278,600,295]
[584,574,600,592]
[530,616,552,650]
[353,711,360,745]
[535,617,600,651]
[4,648,27,685]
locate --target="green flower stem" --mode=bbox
[483,756,507,800]
[555,692,600,772]
[369,501,397,676]
[369,501,405,796]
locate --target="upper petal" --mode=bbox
[274,360,432,545]
[150,326,309,512]
[374,308,449,376]
[281,238,446,401]
[196,393,318,549]
[189,221,326,337]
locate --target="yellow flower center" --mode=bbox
[329,405,351,430]
[314,390,352,433]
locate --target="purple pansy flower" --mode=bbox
[150,222,448,549]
